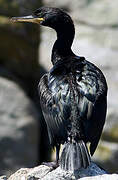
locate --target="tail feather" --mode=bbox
[79,141,91,168]
[60,140,91,171]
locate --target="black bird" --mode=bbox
[11,7,108,171]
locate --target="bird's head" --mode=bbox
[11,7,74,32]
[11,7,75,63]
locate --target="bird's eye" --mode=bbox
[34,9,42,16]
[34,9,47,18]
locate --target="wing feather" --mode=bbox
[38,74,69,146]
[77,61,107,155]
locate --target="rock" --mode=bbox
[0,0,41,78]
[7,162,118,180]
[0,0,52,176]
[81,174,118,180]
[0,76,39,176]
[0,17,39,78]
[40,0,118,172]
[0,176,7,180]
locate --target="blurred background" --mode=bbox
[0,0,118,176]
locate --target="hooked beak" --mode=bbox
[11,15,44,24]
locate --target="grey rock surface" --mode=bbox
[6,163,118,180]
[0,176,7,180]
[0,76,39,176]
[40,0,118,172]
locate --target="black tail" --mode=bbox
[60,140,91,171]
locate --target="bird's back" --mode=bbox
[39,56,107,152]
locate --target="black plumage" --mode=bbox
[11,7,108,171]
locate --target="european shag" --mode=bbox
[11,7,107,171]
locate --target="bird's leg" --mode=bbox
[56,144,60,166]
[42,144,60,169]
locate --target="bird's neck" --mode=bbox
[51,24,75,65]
